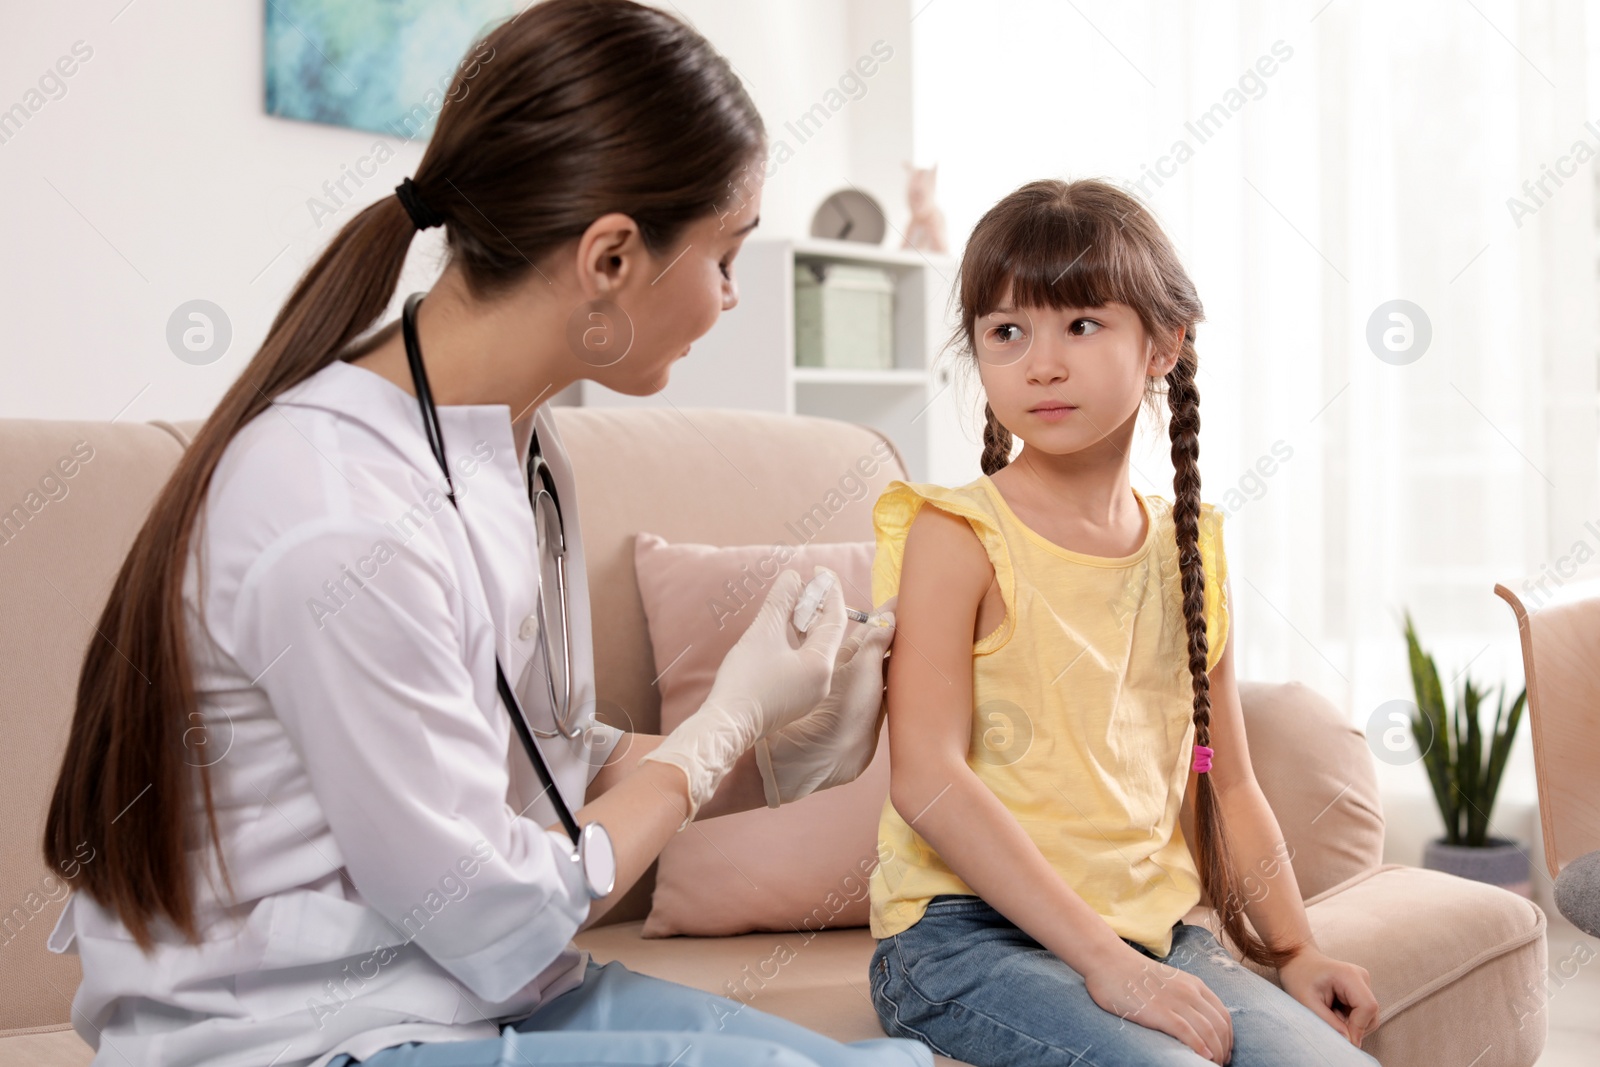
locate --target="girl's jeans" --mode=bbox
[869,894,1382,1066]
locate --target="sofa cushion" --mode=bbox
[1227,680,1386,900]
[550,406,907,926]
[634,533,886,937]
[0,419,188,1038]
[0,1027,92,1066]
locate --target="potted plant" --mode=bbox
[1402,609,1531,895]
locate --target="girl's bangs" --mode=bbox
[968,205,1158,323]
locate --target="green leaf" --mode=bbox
[1483,685,1527,820]
[1402,610,1455,841]
[1463,676,1483,845]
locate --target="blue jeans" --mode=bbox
[333,957,932,1066]
[869,894,1382,1067]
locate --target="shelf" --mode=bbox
[579,236,958,481]
[792,367,929,386]
[792,236,955,272]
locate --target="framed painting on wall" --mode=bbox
[264,0,519,140]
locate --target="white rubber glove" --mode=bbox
[754,595,897,807]
[641,566,847,829]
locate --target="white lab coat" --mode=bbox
[50,359,626,1067]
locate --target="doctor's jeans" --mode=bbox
[869,894,1383,1067]
[334,957,932,1067]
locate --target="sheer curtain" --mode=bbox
[912,0,1597,820]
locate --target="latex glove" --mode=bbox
[755,595,897,807]
[641,566,847,828]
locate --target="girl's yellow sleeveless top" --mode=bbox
[867,475,1230,958]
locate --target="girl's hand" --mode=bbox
[1085,944,1234,1063]
[1277,946,1381,1048]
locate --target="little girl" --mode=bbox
[865,179,1382,1067]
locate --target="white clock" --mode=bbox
[810,189,887,244]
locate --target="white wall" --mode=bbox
[1,0,915,423]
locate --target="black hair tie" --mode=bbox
[395,177,445,231]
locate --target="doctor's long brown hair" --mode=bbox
[957,179,1301,970]
[44,0,763,950]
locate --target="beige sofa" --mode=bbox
[0,407,1549,1067]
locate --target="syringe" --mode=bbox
[792,570,891,632]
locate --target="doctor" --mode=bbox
[41,2,922,1066]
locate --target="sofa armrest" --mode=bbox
[1187,863,1548,1067]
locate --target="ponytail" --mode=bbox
[43,194,419,947]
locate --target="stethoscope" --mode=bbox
[398,291,614,898]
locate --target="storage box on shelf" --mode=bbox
[795,261,895,370]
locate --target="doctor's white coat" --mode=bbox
[50,359,626,1067]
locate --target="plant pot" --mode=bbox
[1422,835,1531,898]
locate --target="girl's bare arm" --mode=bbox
[885,504,1130,975]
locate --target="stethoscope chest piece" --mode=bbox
[527,452,579,740]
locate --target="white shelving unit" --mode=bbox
[579,236,961,482]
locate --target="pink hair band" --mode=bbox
[1192,744,1214,774]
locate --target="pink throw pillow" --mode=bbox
[634,532,890,937]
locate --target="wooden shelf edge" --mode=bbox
[791,367,930,386]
